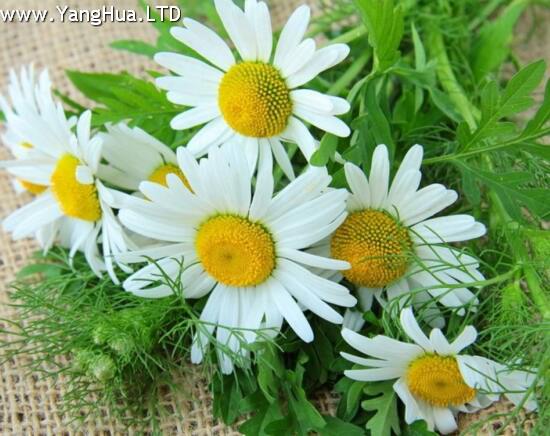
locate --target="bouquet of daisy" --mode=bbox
[1,0,548,434]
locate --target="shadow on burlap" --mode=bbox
[0,0,545,434]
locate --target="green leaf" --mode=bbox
[16,263,64,279]
[471,0,528,81]
[66,71,181,140]
[354,0,404,72]
[319,416,365,436]
[110,40,158,58]
[257,343,284,403]
[212,374,244,425]
[457,162,550,221]
[362,381,400,436]
[461,60,546,150]
[0,110,5,121]
[239,399,284,436]
[523,80,550,136]
[403,420,437,436]
[311,134,339,167]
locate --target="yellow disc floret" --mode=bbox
[196,215,276,287]
[218,62,293,138]
[148,163,192,191]
[19,180,47,195]
[331,209,412,287]
[406,354,476,407]
[50,154,101,222]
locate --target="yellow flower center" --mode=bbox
[18,142,47,194]
[148,163,192,190]
[218,62,293,138]
[19,180,47,195]
[330,209,412,287]
[195,215,276,287]
[406,354,476,407]
[50,154,101,222]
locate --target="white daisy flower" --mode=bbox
[154,0,351,180]
[96,123,191,191]
[341,308,537,434]
[328,144,486,325]
[0,65,74,195]
[117,143,356,373]
[1,108,135,283]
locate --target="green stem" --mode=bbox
[328,50,371,96]
[324,25,367,46]
[422,127,550,165]
[427,26,479,130]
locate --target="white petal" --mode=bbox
[274,5,310,67]
[170,105,220,130]
[215,0,257,61]
[278,39,316,78]
[248,139,273,220]
[399,307,434,351]
[293,108,350,137]
[412,215,486,244]
[287,44,349,88]
[267,278,313,342]
[171,19,235,71]
[369,144,390,208]
[76,165,94,184]
[344,367,404,382]
[291,89,334,113]
[154,52,223,83]
[281,117,316,160]
[269,137,295,180]
[433,407,457,435]
[278,247,349,270]
[345,162,371,208]
[248,0,272,62]
[449,326,477,354]
[186,118,233,157]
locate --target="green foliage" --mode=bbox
[362,381,401,436]
[3,0,549,433]
[0,249,209,429]
[470,0,528,81]
[354,0,404,72]
[66,70,184,145]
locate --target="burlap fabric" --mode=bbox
[0,1,545,434]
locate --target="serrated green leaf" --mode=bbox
[461,60,546,150]
[362,381,400,436]
[523,80,550,136]
[457,162,550,221]
[354,0,404,72]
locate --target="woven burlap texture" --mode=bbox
[0,0,544,434]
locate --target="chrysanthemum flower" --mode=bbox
[97,123,191,191]
[341,308,537,434]
[0,66,74,195]
[155,0,350,179]
[1,109,135,283]
[117,144,356,373]
[329,144,486,325]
